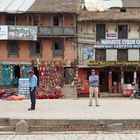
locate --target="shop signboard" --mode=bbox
[82,48,95,61]
[106,32,118,39]
[95,39,140,49]
[8,26,37,40]
[101,39,140,45]
[78,33,96,44]
[0,26,8,40]
[88,61,140,66]
[18,78,30,98]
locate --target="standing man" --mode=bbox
[89,69,99,107]
[27,70,37,111]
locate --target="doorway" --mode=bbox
[99,70,108,92]
[13,65,20,87]
[14,65,20,79]
[124,71,133,84]
[64,67,74,85]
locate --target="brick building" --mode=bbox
[0,0,80,87]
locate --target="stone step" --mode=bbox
[0,126,12,131]
[2,119,140,132]
[0,118,9,126]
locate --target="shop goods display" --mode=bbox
[77,80,90,96]
[36,61,64,99]
[2,95,25,101]
[18,78,30,98]
[20,65,32,78]
[0,64,32,87]
[1,65,14,85]
[0,89,17,99]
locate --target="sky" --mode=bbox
[85,0,122,11]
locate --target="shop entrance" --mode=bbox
[13,65,20,87]
[112,71,121,86]
[99,70,108,92]
[112,72,120,93]
[64,67,74,85]
[14,65,20,79]
[124,72,133,84]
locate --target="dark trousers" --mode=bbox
[30,89,36,109]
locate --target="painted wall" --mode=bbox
[128,49,139,61]
[16,15,27,25]
[128,24,139,39]
[106,49,117,61]
[0,15,4,24]
[40,15,51,26]
[64,38,76,60]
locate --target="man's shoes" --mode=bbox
[88,104,92,107]
[28,108,35,111]
[96,105,99,107]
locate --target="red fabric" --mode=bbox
[2,95,25,100]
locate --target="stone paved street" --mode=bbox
[0,131,140,140]
[0,98,140,120]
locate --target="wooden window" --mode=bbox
[7,42,19,58]
[6,15,15,25]
[117,49,128,61]
[96,24,106,42]
[53,16,63,26]
[52,41,64,58]
[118,25,128,39]
[30,42,42,58]
[95,49,106,61]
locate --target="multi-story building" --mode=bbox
[0,0,80,86]
[78,0,140,94]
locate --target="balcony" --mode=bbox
[38,26,77,37]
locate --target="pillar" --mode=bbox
[108,70,112,93]
[134,71,137,84]
[121,70,124,92]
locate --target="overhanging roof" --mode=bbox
[0,0,35,13]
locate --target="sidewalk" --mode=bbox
[1,131,140,140]
[0,98,140,120]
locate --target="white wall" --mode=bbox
[128,49,139,61]
[128,24,139,39]
[106,49,117,61]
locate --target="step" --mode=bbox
[0,118,9,126]
[0,126,12,131]
[27,119,140,132]
[3,119,140,132]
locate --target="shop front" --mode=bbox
[33,59,77,99]
[0,62,32,88]
[78,61,140,96]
